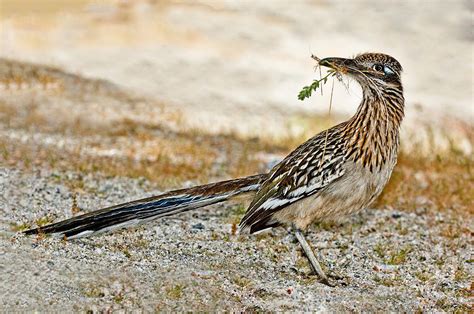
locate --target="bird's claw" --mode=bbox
[327,272,349,286]
[319,276,337,287]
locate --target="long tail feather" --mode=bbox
[24,174,266,239]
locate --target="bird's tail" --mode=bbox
[24,174,266,239]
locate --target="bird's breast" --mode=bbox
[273,160,396,230]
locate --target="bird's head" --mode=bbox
[319,53,403,96]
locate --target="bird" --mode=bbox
[25,52,404,286]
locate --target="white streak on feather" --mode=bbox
[240,184,260,192]
[62,230,94,239]
[261,198,290,210]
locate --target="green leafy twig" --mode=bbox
[298,70,336,101]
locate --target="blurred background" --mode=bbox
[1,0,472,145]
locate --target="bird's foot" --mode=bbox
[319,276,337,287]
[325,271,349,286]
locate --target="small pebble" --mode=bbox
[192,223,205,230]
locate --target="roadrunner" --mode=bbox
[26,53,404,286]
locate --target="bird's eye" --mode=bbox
[372,64,384,72]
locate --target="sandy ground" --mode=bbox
[1,168,472,311]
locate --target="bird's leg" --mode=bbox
[293,227,334,287]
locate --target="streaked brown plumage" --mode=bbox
[25,52,404,286]
[240,53,404,234]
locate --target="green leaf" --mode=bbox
[297,71,336,101]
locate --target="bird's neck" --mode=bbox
[353,88,405,128]
[344,87,405,171]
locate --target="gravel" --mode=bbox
[0,167,471,311]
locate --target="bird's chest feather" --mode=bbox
[275,159,396,230]
[321,160,394,213]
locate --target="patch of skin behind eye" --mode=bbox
[383,65,395,75]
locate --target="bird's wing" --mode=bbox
[239,127,347,232]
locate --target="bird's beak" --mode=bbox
[319,57,356,74]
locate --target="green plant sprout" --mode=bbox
[297,69,337,101]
